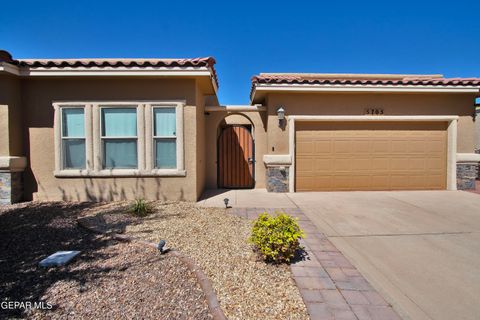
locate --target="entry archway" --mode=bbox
[217,113,255,188]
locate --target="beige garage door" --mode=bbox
[295,121,447,191]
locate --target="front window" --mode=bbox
[153,107,177,169]
[54,101,184,177]
[101,107,138,169]
[61,108,86,169]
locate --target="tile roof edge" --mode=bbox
[0,50,218,88]
[257,73,445,79]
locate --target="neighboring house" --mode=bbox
[1,50,480,204]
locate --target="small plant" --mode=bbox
[249,212,305,263]
[130,199,153,217]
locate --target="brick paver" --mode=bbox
[229,207,401,320]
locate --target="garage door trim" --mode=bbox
[288,115,458,192]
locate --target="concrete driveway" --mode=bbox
[287,191,480,320]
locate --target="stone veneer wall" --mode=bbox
[0,172,22,204]
[476,149,480,179]
[457,163,478,190]
[266,167,289,192]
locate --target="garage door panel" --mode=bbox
[351,158,372,171]
[391,140,409,153]
[334,158,353,172]
[372,158,390,170]
[352,140,370,153]
[427,157,444,170]
[369,175,393,190]
[334,175,356,189]
[372,141,390,153]
[295,121,447,191]
[315,140,332,153]
[427,140,446,153]
[408,158,427,171]
[296,141,315,155]
[334,140,351,153]
[315,158,334,172]
[297,176,314,189]
[407,141,428,153]
[426,175,444,188]
[296,158,314,173]
[314,176,333,189]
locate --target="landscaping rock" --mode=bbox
[39,251,80,267]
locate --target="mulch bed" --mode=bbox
[0,202,211,320]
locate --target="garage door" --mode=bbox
[295,121,447,191]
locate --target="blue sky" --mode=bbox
[2,0,479,104]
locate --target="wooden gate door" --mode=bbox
[218,126,254,188]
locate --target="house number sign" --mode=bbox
[365,108,384,115]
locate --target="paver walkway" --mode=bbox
[229,207,401,320]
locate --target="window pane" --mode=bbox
[154,108,176,136]
[63,139,85,169]
[155,139,176,169]
[102,108,137,137]
[103,139,137,168]
[62,108,84,137]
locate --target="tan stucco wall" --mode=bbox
[21,77,201,202]
[0,75,23,156]
[205,111,268,189]
[195,82,207,199]
[476,105,480,151]
[265,92,477,154]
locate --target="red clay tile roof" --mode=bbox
[0,50,218,87]
[252,73,480,86]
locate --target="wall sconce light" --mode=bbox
[277,106,285,126]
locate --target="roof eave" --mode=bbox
[0,64,218,93]
[0,62,20,76]
[251,83,480,103]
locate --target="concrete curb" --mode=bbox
[77,218,227,320]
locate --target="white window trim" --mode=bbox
[53,100,185,177]
[287,115,459,192]
[145,102,185,175]
[61,108,87,169]
[99,105,140,171]
[53,103,93,176]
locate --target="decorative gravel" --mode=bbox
[30,243,211,320]
[0,202,211,320]
[0,201,308,319]
[124,201,309,320]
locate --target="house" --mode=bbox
[1,50,480,204]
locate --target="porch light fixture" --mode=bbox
[277,106,285,127]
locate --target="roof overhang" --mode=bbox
[0,63,218,94]
[251,83,480,104]
[0,50,219,95]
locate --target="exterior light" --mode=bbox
[277,106,285,121]
[277,107,286,127]
[224,198,229,208]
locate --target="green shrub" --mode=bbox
[130,199,153,217]
[249,212,305,263]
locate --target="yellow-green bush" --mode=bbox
[249,212,305,263]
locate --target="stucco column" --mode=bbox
[0,99,26,204]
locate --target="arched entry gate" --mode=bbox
[217,125,254,188]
